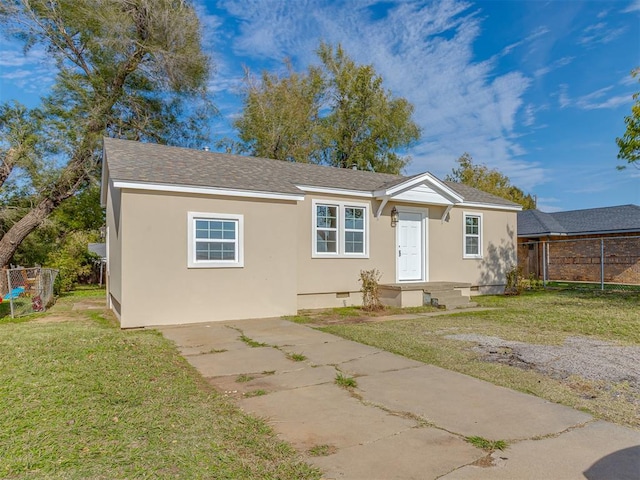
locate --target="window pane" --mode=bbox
[316,230,337,253]
[465,216,479,235]
[465,237,479,255]
[195,219,237,240]
[195,241,236,261]
[345,207,364,230]
[345,231,364,253]
[222,221,236,239]
[317,205,337,228]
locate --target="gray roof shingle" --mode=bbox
[103,138,520,208]
[518,205,640,237]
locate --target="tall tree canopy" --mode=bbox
[0,0,213,268]
[616,67,640,169]
[232,42,420,174]
[446,153,537,210]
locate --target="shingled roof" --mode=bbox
[103,137,520,208]
[518,205,640,237]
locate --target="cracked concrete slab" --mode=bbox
[158,317,639,480]
[338,351,424,376]
[211,365,337,397]
[158,323,245,355]
[185,346,298,377]
[227,317,343,346]
[279,339,381,365]
[242,365,336,391]
[442,421,640,480]
[239,383,417,450]
[356,365,592,440]
[310,427,482,480]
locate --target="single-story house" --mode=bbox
[517,205,640,284]
[101,138,521,328]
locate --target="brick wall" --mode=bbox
[517,234,640,285]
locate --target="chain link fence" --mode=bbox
[0,267,59,318]
[518,235,640,291]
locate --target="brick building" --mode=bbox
[517,205,640,285]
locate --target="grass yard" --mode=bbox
[320,290,640,429]
[0,288,319,479]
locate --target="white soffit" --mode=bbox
[112,180,304,201]
[391,183,455,205]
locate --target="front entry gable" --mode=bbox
[375,172,462,207]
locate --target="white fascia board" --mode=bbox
[375,172,464,203]
[100,156,111,207]
[112,180,304,201]
[296,185,373,198]
[458,201,522,212]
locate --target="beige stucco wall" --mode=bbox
[296,194,398,299]
[107,183,517,325]
[429,206,518,291]
[117,190,298,328]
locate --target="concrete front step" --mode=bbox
[380,282,475,310]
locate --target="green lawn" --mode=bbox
[0,290,319,479]
[320,290,640,429]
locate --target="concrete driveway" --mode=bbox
[158,317,640,480]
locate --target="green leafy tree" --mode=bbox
[616,68,640,169]
[446,153,537,210]
[233,42,420,174]
[0,0,213,268]
[233,62,325,162]
[317,43,420,173]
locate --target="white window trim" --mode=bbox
[187,212,244,268]
[312,200,369,258]
[463,211,483,259]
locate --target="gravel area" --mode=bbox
[445,334,640,394]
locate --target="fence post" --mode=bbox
[542,240,547,287]
[600,238,604,291]
[6,269,14,318]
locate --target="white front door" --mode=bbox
[397,211,424,281]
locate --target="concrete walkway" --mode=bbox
[158,317,640,480]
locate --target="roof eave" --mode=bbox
[111,180,305,202]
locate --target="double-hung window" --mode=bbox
[188,212,244,268]
[313,201,368,257]
[463,213,482,258]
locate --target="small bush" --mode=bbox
[504,265,523,296]
[359,269,383,311]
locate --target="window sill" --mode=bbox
[312,253,369,259]
[188,261,244,269]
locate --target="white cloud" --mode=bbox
[574,86,633,110]
[533,56,574,78]
[215,0,543,187]
[536,198,563,213]
[578,22,626,46]
[622,0,640,13]
[557,84,571,108]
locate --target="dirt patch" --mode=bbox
[71,298,107,310]
[446,334,640,401]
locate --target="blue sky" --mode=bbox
[1,0,639,212]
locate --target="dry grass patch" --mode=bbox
[321,290,640,429]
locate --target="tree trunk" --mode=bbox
[0,199,55,267]
[0,147,22,190]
